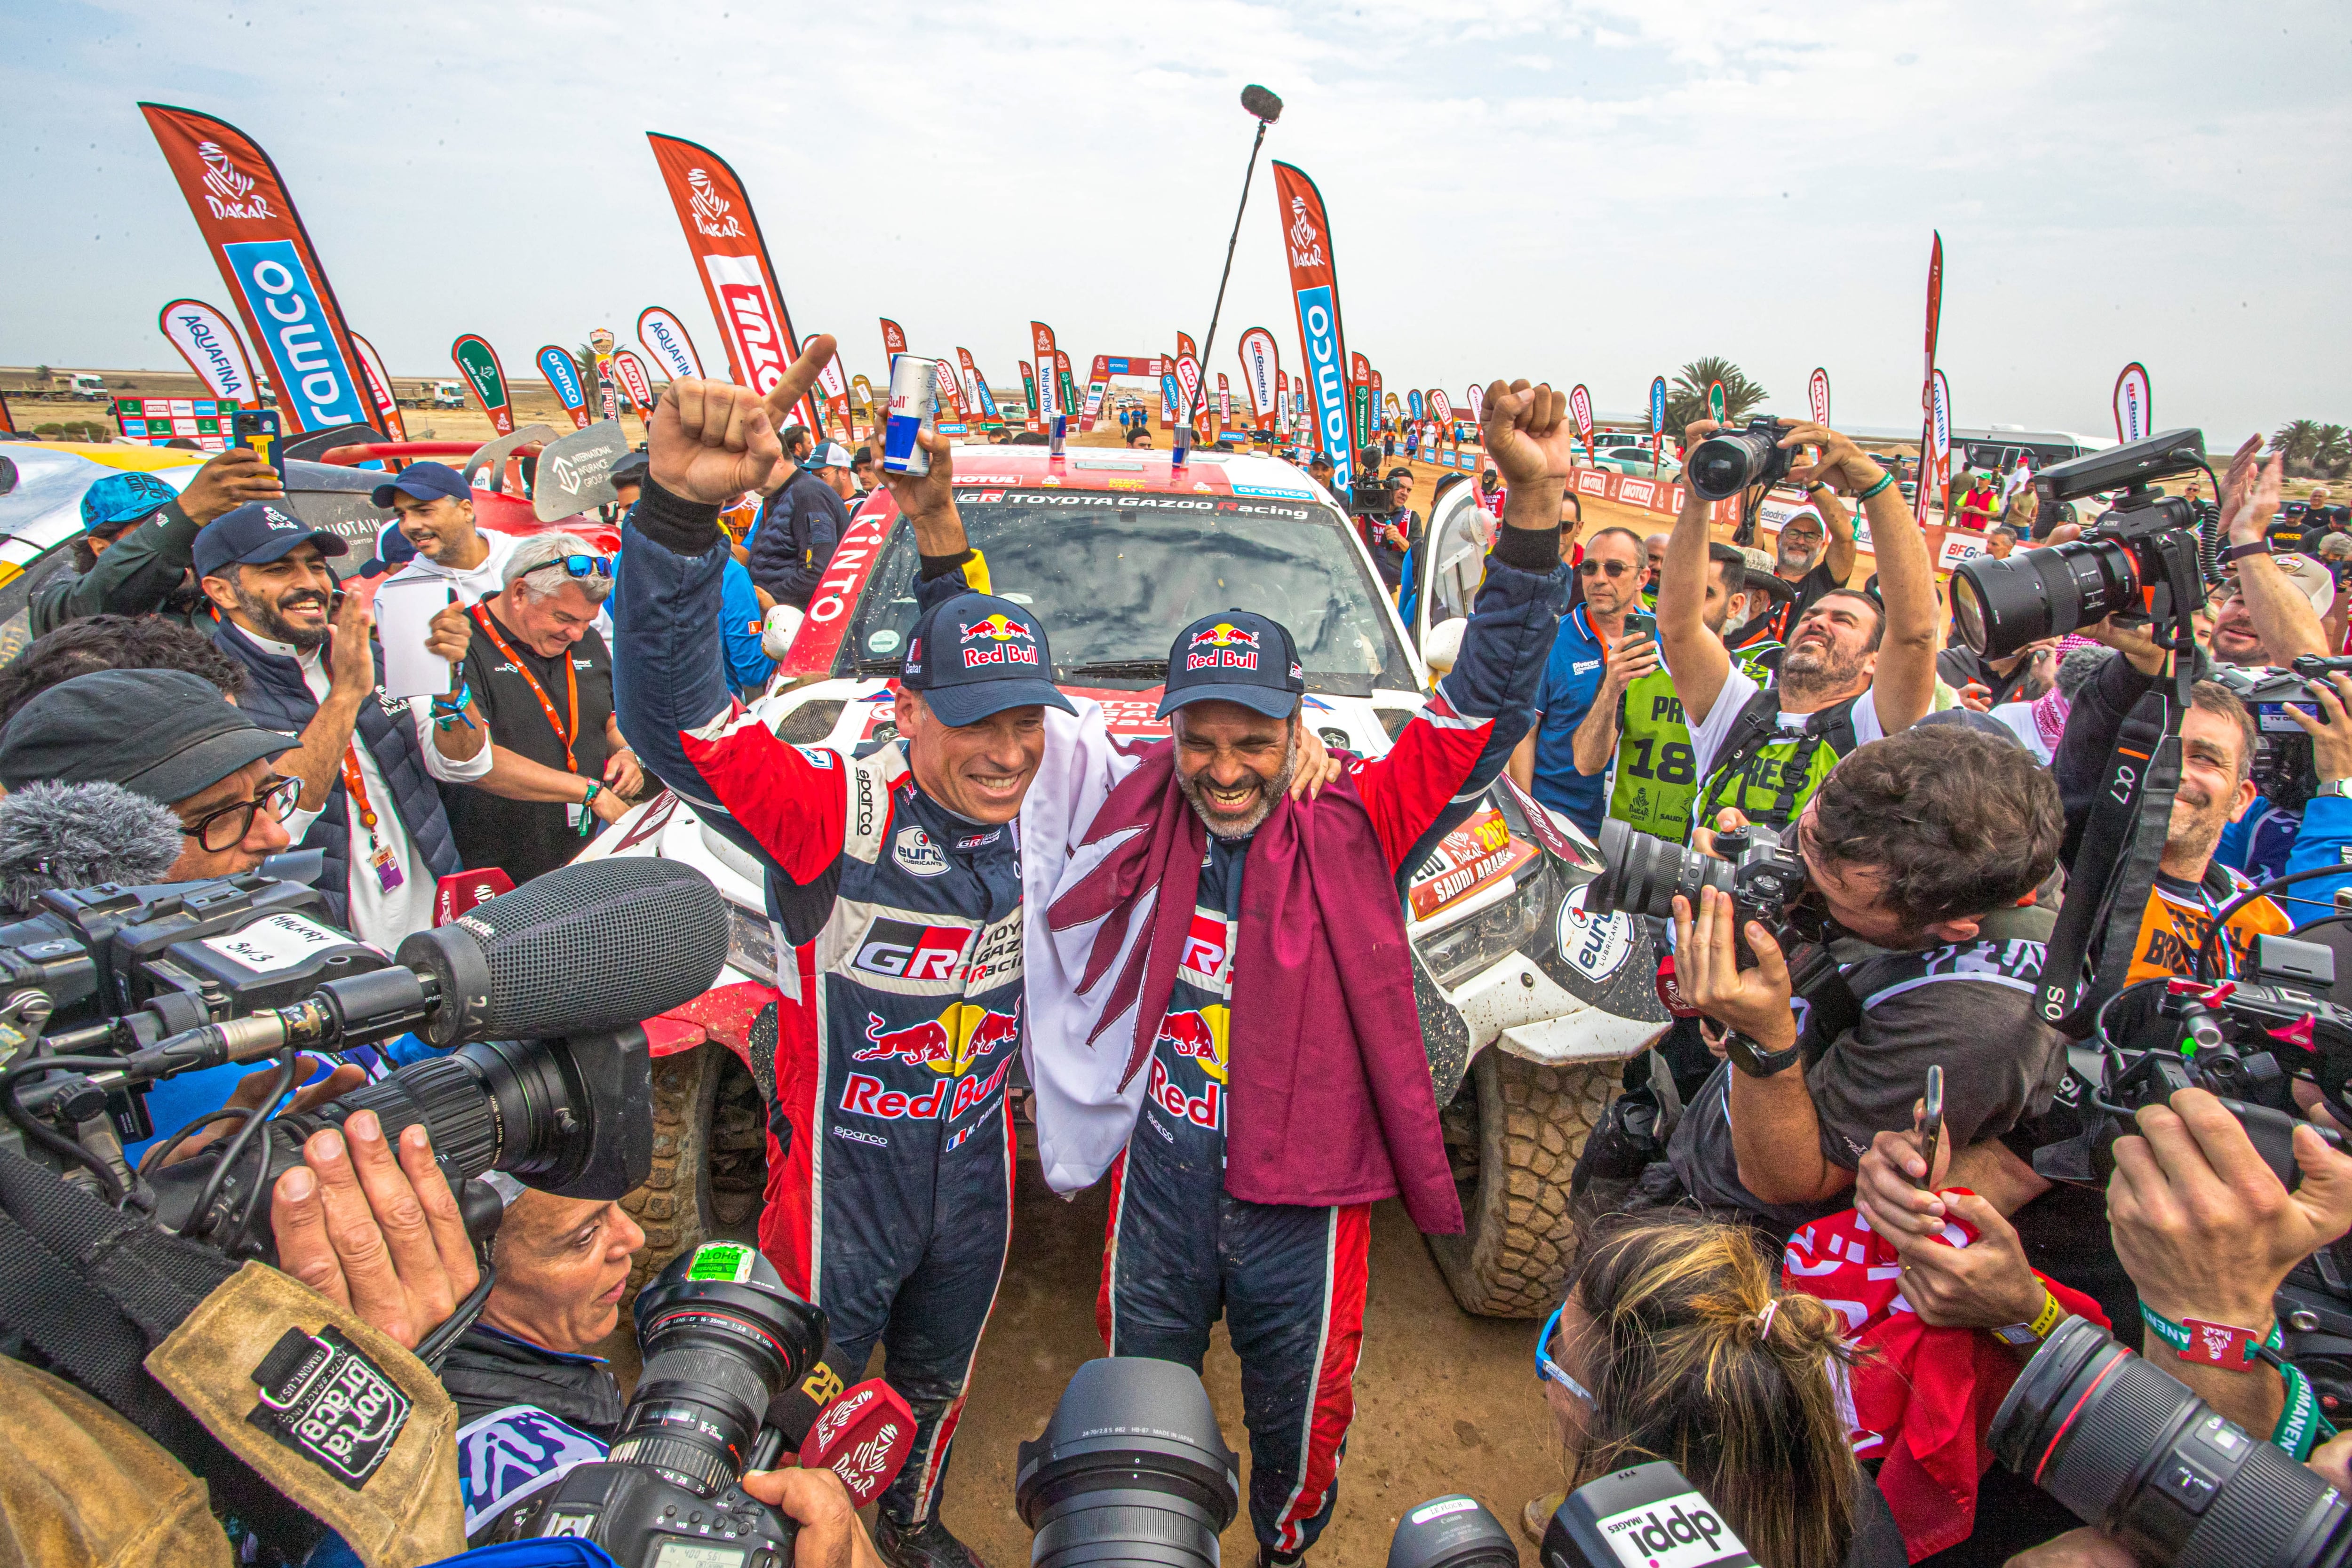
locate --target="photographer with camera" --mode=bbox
[1521,1211,1905,1567]
[28,448,287,637]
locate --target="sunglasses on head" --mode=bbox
[1536,1303,1595,1404]
[555,554,612,580]
[1577,558,1635,578]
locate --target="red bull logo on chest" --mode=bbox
[1155,1004,1229,1085]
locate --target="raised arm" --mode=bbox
[2221,436,2328,661]
[1659,421,1733,725]
[1785,422,1937,733]
[1811,478,1857,585]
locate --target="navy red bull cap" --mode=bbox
[1157,608,1305,720]
[901,591,1078,727]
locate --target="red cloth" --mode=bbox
[1780,1198,2108,1562]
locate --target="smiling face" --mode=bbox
[204,542,337,651]
[390,491,481,564]
[498,576,601,659]
[897,689,1046,824]
[2164,703,2256,875]
[481,1190,646,1353]
[1779,591,1879,695]
[1173,700,1299,838]
[1775,519,1824,574]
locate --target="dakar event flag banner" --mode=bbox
[1081,356,1112,429]
[1468,383,1485,426]
[1271,161,1356,489]
[1020,359,1039,422]
[959,348,1001,421]
[451,334,515,435]
[1031,323,1062,424]
[348,330,407,440]
[158,299,258,405]
[881,318,908,365]
[1915,231,1945,525]
[2113,362,2152,444]
[140,103,377,436]
[1350,350,1373,451]
[1235,328,1279,420]
[646,132,821,431]
[1216,373,1233,427]
[1174,331,1203,430]
[1430,389,1454,426]
[612,350,656,414]
[637,306,706,383]
[1809,366,1831,427]
[538,344,591,429]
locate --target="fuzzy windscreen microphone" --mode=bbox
[0,780,184,912]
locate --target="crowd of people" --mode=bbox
[8,331,2352,1568]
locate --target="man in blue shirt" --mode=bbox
[1509,525,1649,835]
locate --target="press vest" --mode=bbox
[1693,687,1863,832]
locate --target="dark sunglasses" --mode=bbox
[1577,559,1636,578]
[183,774,302,852]
[555,554,612,580]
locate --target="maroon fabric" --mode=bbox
[1048,743,1462,1234]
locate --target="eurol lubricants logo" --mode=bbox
[685,167,744,238]
[221,239,373,430]
[196,141,271,221]
[1185,622,1261,673]
[961,613,1040,669]
[841,1003,1021,1122]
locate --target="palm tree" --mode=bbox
[2317,425,2352,480]
[2274,419,2322,475]
[1665,358,1768,432]
[573,344,601,411]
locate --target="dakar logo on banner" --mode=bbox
[1286,195,1327,271]
[685,167,743,239]
[196,141,271,221]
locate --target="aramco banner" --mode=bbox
[1271,161,1356,490]
[646,132,820,430]
[140,103,376,434]
[539,344,590,429]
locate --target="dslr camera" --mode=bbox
[1685,416,1795,503]
[484,1242,829,1567]
[1584,816,1811,955]
[1950,428,2211,659]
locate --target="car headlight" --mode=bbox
[1417,863,1550,992]
[727,902,779,980]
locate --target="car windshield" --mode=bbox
[842,486,1415,694]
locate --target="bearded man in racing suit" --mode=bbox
[1025,379,1576,1565]
[614,349,1063,1568]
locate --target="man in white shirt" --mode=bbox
[198,502,491,946]
[373,462,519,605]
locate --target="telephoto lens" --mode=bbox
[1016,1357,1241,1568]
[1685,417,1792,502]
[1948,534,2145,658]
[1389,1495,1518,1567]
[1989,1316,2352,1568]
[1587,816,1736,923]
[607,1242,829,1499]
[1540,1462,1758,1567]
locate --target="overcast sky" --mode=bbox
[6,0,2346,440]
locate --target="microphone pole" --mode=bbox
[1175,84,1283,465]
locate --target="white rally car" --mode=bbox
[589,442,1668,1315]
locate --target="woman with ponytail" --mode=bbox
[1526,1212,1906,1568]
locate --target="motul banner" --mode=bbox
[2113,362,2152,444]
[1468,383,1486,426]
[959,349,1001,421]
[646,132,819,430]
[1272,162,1355,489]
[348,331,407,440]
[1172,331,1202,429]
[1431,389,1454,425]
[451,334,514,435]
[935,357,964,423]
[1915,231,1945,525]
[613,350,655,413]
[1568,385,1593,451]
[1239,327,1279,418]
[1030,323,1059,422]
[140,103,377,435]
[158,299,259,405]
[637,306,706,383]
[1809,366,1831,427]
[538,344,591,429]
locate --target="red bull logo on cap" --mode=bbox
[1190,621,1261,651]
[1185,621,1263,675]
[961,613,1035,643]
[960,612,1041,670]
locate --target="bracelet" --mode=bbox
[581,780,601,807]
[1855,471,1897,502]
[430,682,476,730]
[2026,1290,2066,1341]
[2221,540,2272,563]
[2140,1303,2339,1460]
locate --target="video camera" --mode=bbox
[0,858,728,1260]
[2208,655,2352,814]
[1384,1461,1759,1568]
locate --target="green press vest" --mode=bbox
[1609,668,1700,843]
[1692,687,1862,832]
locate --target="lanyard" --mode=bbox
[471,603,580,772]
[338,745,381,842]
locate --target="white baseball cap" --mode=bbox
[809,441,855,470]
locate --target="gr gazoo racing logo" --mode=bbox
[685,167,744,238]
[196,141,271,221]
[1186,621,1260,674]
[960,613,1040,669]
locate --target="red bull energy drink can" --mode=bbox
[884,354,936,477]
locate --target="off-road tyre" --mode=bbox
[1427,1048,1618,1317]
[619,1042,769,1297]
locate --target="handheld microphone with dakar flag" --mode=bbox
[794,1379,915,1506]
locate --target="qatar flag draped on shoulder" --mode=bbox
[140,104,378,435]
[646,132,821,431]
[1271,161,1356,491]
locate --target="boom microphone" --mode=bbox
[1240,83,1284,122]
[0,781,182,914]
[797,1379,915,1508]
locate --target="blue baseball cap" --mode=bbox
[900,592,1077,727]
[358,518,420,580]
[194,501,350,581]
[79,471,178,536]
[1157,609,1305,720]
[370,460,471,509]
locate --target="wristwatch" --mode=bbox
[1994,1290,2067,1348]
[2314,778,2352,800]
[1724,1029,1803,1079]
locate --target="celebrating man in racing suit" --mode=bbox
[615,348,1063,1568]
[1027,380,1574,1565]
